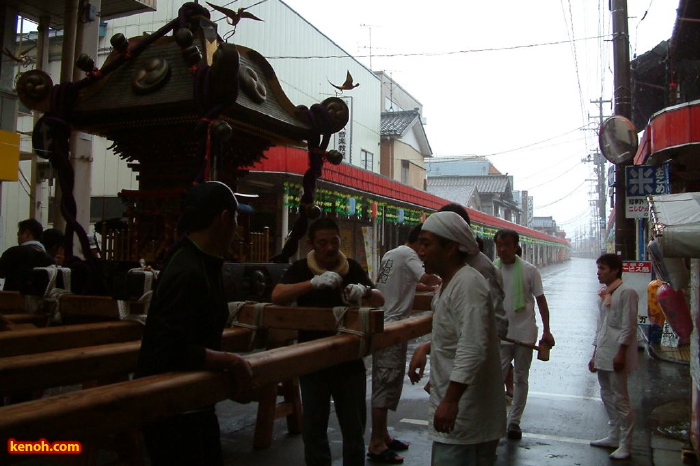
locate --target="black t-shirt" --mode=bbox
[0,245,55,292]
[136,238,227,377]
[279,258,374,343]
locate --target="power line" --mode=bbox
[265,35,606,60]
[632,0,655,57]
[534,178,588,209]
[559,206,590,225]
[521,161,583,190]
[517,151,584,182]
[561,0,587,134]
[474,123,593,157]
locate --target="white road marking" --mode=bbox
[522,432,593,445]
[398,420,596,446]
[529,391,601,402]
[399,418,429,426]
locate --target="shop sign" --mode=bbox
[625,165,670,218]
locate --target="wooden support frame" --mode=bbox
[0,306,386,393]
[2,313,48,326]
[232,304,384,333]
[412,293,433,312]
[251,378,302,449]
[0,304,382,359]
[0,291,24,313]
[0,314,432,441]
[0,321,144,357]
[0,328,252,395]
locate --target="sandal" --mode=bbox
[367,449,404,464]
[387,439,410,451]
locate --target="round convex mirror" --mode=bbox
[598,116,638,164]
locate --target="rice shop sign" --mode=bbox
[333,96,352,162]
[625,165,670,218]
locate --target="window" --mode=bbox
[360,149,374,171]
[401,160,409,184]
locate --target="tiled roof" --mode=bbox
[427,175,510,194]
[426,157,502,176]
[381,110,420,136]
[532,217,556,228]
[427,184,478,205]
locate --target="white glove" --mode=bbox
[310,271,342,289]
[343,284,369,304]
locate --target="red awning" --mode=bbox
[634,99,700,165]
[249,146,568,245]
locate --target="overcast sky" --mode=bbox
[281,0,678,237]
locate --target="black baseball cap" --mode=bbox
[179,181,239,233]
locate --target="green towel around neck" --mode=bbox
[494,256,526,312]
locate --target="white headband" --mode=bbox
[423,211,479,255]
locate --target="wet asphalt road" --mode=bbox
[215,257,692,466]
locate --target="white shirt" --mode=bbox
[429,265,506,444]
[376,245,425,322]
[466,251,508,338]
[500,259,543,343]
[593,282,639,372]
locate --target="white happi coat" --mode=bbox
[593,282,639,372]
[429,265,506,444]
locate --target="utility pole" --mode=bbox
[611,0,636,259]
[589,98,611,253]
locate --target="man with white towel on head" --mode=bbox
[408,211,506,466]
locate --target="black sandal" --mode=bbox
[387,439,410,451]
[367,449,404,464]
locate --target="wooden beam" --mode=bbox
[0,305,390,393]
[3,313,49,326]
[412,293,433,311]
[0,321,144,357]
[246,314,432,387]
[0,291,24,313]
[0,305,382,358]
[0,328,253,394]
[234,304,385,333]
[0,314,432,441]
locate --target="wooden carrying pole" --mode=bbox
[0,321,144,357]
[0,328,252,395]
[0,305,385,394]
[0,303,383,358]
[0,314,432,441]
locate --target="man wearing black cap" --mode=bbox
[136,181,252,466]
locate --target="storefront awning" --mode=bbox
[249,146,569,246]
[634,99,700,166]
[648,192,700,257]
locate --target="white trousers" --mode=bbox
[500,342,533,426]
[597,370,634,446]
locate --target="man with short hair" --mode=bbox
[368,223,441,463]
[136,181,253,466]
[408,212,505,466]
[272,217,384,466]
[493,229,555,441]
[589,253,638,460]
[0,218,54,291]
[40,228,65,265]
